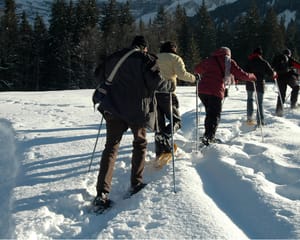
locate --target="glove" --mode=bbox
[194,73,201,83]
[249,73,257,81]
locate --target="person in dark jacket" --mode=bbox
[93,36,172,211]
[194,47,257,145]
[272,48,300,116]
[245,47,276,126]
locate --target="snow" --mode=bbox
[1,83,300,239]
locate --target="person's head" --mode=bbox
[213,47,231,58]
[253,47,263,55]
[283,48,291,57]
[131,35,148,52]
[160,41,177,54]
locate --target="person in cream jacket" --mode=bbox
[154,41,199,160]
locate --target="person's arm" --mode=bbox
[173,55,195,83]
[290,58,300,69]
[230,59,256,82]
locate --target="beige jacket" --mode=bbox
[157,52,195,92]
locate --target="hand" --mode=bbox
[273,71,278,80]
[194,73,201,83]
[249,73,257,81]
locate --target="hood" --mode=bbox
[212,47,231,57]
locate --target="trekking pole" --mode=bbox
[169,92,176,193]
[253,82,264,142]
[274,78,284,114]
[88,115,104,173]
[195,80,199,152]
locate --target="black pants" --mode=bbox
[155,93,180,156]
[96,112,147,195]
[199,93,222,140]
[276,75,299,113]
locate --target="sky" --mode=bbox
[0,84,300,239]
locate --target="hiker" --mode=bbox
[154,41,199,167]
[272,48,300,116]
[245,47,276,126]
[194,47,257,146]
[93,36,173,212]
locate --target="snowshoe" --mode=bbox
[124,183,147,199]
[91,192,113,214]
[154,143,177,169]
[199,137,222,149]
[246,119,256,126]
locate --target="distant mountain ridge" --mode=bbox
[1,0,299,27]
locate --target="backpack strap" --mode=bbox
[106,48,140,84]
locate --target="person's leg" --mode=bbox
[130,125,147,188]
[256,91,264,125]
[247,90,254,121]
[155,94,167,156]
[288,79,299,108]
[96,113,128,195]
[199,94,222,140]
[276,78,287,116]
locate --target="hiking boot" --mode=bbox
[209,137,222,144]
[93,192,111,209]
[291,104,299,109]
[129,183,147,196]
[155,132,172,152]
[200,136,209,146]
[200,136,221,146]
[276,109,283,117]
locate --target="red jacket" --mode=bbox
[194,48,256,99]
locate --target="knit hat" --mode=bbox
[131,35,148,48]
[160,41,177,53]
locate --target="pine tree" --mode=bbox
[286,20,300,59]
[232,2,262,65]
[16,11,34,90]
[194,1,216,58]
[216,19,232,49]
[174,4,199,75]
[0,0,19,88]
[99,0,119,55]
[261,7,285,61]
[117,1,135,49]
[32,15,49,90]
[74,0,101,89]
[47,0,74,89]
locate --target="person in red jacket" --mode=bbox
[194,47,257,146]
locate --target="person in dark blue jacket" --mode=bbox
[272,49,300,116]
[245,47,276,125]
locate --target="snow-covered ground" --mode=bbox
[1,84,300,239]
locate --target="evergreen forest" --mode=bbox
[1,0,299,91]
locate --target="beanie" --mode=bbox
[160,41,177,53]
[131,35,148,48]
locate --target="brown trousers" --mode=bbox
[96,112,147,195]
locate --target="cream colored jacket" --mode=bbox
[157,52,195,92]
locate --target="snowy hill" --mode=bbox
[1,84,300,239]
[11,0,237,24]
